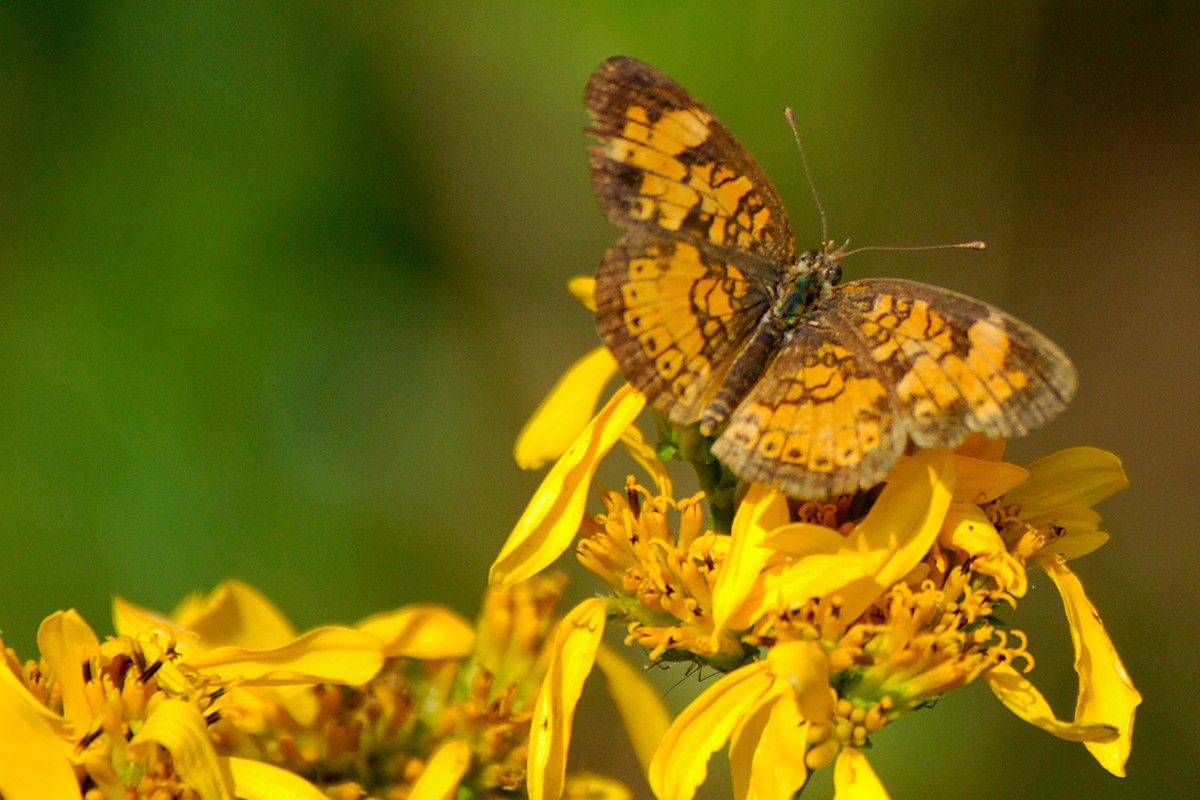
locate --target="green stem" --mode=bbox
[654,411,739,534]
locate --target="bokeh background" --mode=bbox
[2,1,1197,797]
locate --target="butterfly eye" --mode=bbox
[826,263,842,286]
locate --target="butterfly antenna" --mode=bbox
[784,108,830,251]
[839,241,987,258]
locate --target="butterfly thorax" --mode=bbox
[697,251,843,436]
[778,250,843,322]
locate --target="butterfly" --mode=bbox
[585,56,1076,499]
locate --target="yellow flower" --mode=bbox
[523,436,1138,800]
[640,440,1137,799]
[162,577,638,800]
[0,601,345,800]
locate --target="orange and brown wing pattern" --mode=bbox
[585,56,796,269]
[595,231,771,424]
[832,279,1077,448]
[711,323,906,498]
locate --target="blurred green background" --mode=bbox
[2,1,1197,797]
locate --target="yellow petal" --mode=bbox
[850,449,954,584]
[492,385,645,587]
[128,699,234,800]
[568,276,597,311]
[1042,558,1142,776]
[767,640,834,723]
[649,661,774,800]
[113,596,183,638]
[185,626,384,686]
[1004,447,1129,516]
[170,580,297,649]
[227,757,327,800]
[527,598,607,800]
[409,740,473,800]
[954,432,1006,461]
[760,523,847,557]
[712,483,791,634]
[1040,529,1111,562]
[729,687,808,800]
[725,552,880,631]
[952,455,1028,503]
[1023,505,1108,561]
[355,605,475,659]
[594,647,670,780]
[0,660,80,800]
[837,450,954,620]
[515,346,620,470]
[752,693,809,800]
[620,423,673,499]
[833,748,891,800]
[984,663,1119,743]
[37,610,100,734]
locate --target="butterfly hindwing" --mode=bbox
[830,278,1078,448]
[585,56,797,269]
[711,321,907,498]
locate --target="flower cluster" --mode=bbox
[1,577,645,800]
[490,277,1141,800]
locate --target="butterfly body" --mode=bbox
[586,56,1076,498]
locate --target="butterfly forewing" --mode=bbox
[585,56,797,270]
[595,231,771,424]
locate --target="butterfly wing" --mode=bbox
[713,279,1077,498]
[585,55,797,272]
[833,278,1077,447]
[587,56,800,422]
[595,231,771,424]
[711,321,907,498]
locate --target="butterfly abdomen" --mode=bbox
[699,311,790,435]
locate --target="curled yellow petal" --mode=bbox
[649,661,774,800]
[227,757,327,800]
[564,773,632,800]
[355,605,475,659]
[515,346,620,470]
[410,740,473,800]
[37,610,100,734]
[594,647,670,780]
[0,660,80,800]
[185,626,384,686]
[620,423,673,499]
[169,580,297,649]
[940,502,1027,596]
[492,385,645,587]
[128,699,234,800]
[833,748,890,800]
[527,598,607,800]
[712,483,790,635]
[568,276,597,311]
[984,663,1119,743]
[1004,447,1129,516]
[1042,557,1141,776]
